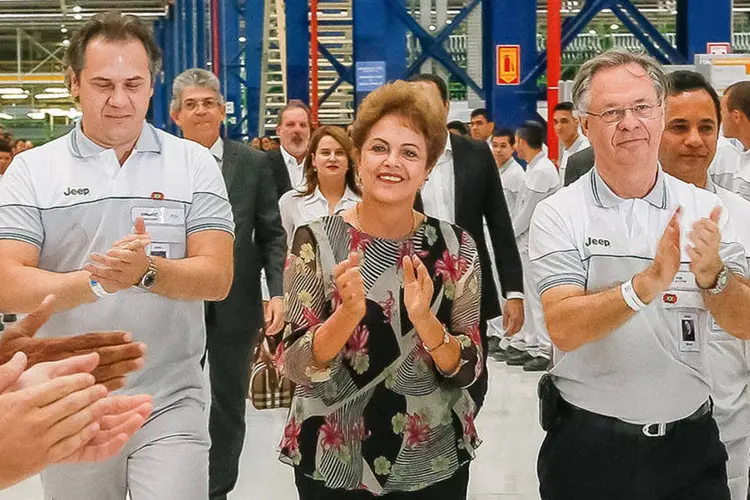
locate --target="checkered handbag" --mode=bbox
[249,331,295,410]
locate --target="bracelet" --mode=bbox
[424,324,451,353]
[621,278,646,312]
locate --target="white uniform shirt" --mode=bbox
[281,145,306,189]
[209,137,224,168]
[0,121,235,410]
[279,186,360,247]
[529,167,747,423]
[499,157,526,222]
[420,131,456,223]
[512,150,559,253]
[558,134,590,187]
[706,177,750,441]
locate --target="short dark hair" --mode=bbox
[725,81,750,121]
[409,74,449,104]
[0,140,12,154]
[65,11,161,90]
[554,101,575,113]
[447,120,469,135]
[277,99,312,127]
[470,108,491,121]
[493,127,516,146]
[667,71,721,125]
[517,121,546,149]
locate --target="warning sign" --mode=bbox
[707,42,731,55]
[497,45,520,85]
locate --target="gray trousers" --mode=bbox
[41,397,210,500]
[724,435,750,500]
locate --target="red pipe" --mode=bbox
[211,0,220,76]
[310,0,320,127]
[547,0,561,164]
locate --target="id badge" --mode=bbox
[679,312,700,352]
[148,242,170,258]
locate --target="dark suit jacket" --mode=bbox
[417,134,523,409]
[266,149,293,201]
[206,140,288,340]
[419,134,524,321]
[564,146,595,186]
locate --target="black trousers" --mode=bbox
[538,405,730,500]
[205,305,261,500]
[295,464,470,500]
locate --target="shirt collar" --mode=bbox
[209,137,224,163]
[705,175,717,194]
[567,134,585,152]
[281,145,305,168]
[500,157,516,173]
[438,131,454,161]
[590,165,668,210]
[528,150,546,169]
[70,120,161,158]
[303,185,359,207]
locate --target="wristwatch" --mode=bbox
[137,257,158,290]
[703,264,730,296]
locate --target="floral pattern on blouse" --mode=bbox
[279,215,483,495]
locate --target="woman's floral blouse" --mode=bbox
[278,215,483,495]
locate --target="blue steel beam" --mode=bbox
[195,0,207,68]
[676,0,731,61]
[286,1,310,103]
[484,0,538,129]
[219,0,242,138]
[613,0,687,64]
[521,0,607,86]
[240,0,264,138]
[383,0,482,96]
[318,44,353,83]
[352,0,407,108]
[609,5,670,64]
[151,19,168,130]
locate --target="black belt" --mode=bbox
[560,399,712,438]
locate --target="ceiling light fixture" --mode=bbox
[0,88,24,95]
[1,94,28,100]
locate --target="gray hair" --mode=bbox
[170,68,225,112]
[64,11,161,91]
[572,50,669,113]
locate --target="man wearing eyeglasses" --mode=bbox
[170,68,287,500]
[530,50,750,500]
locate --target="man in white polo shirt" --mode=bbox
[553,101,590,187]
[531,50,750,500]
[0,12,234,500]
[507,121,559,371]
[659,70,750,500]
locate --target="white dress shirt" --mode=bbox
[209,137,224,167]
[420,132,456,223]
[278,185,360,246]
[558,134,590,186]
[499,157,526,221]
[281,146,306,189]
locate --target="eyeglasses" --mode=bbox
[583,102,661,124]
[183,98,220,112]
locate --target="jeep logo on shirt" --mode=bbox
[64,187,90,196]
[585,237,611,247]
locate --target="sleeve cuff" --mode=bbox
[506,292,525,300]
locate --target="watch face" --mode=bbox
[142,271,156,288]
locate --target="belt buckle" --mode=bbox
[642,422,667,438]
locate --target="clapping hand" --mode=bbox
[687,206,724,289]
[85,217,152,293]
[647,207,683,293]
[402,255,434,324]
[333,252,366,323]
[0,296,146,391]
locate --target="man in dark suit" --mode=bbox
[563,146,595,186]
[265,100,312,200]
[171,69,287,500]
[410,74,525,409]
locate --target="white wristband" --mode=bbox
[621,278,646,312]
[89,279,113,299]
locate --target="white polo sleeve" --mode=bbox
[716,201,749,279]
[0,158,44,248]
[186,147,235,237]
[529,200,586,295]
